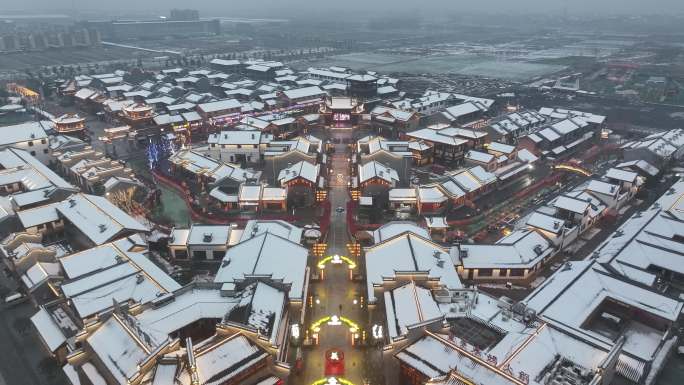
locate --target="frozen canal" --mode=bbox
[309,52,565,81]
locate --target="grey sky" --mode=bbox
[6,0,684,16]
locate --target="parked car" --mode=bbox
[3,292,28,307]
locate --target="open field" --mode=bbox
[307,52,565,81]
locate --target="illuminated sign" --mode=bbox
[317,255,356,269]
[372,324,383,339]
[310,315,360,332]
[311,377,355,385]
[291,324,300,339]
[333,113,350,121]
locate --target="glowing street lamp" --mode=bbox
[372,324,383,339]
[291,324,300,340]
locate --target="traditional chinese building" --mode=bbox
[320,96,365,128]
[120,102,154,127]
[52,113,86,136]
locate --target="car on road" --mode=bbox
[3,292,28,307]
[335,206,345,213]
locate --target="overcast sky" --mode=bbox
[6,0,684,16]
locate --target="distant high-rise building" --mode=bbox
[83,18,219,41]
[170,8,200,21]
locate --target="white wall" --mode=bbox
[2,139,51,163]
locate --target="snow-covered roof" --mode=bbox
[440,127,488,140]
[193,333,268,384]
[186,225,231,246]
[425,217,448,228]
[397,323,608,385]
[372,221,429,243]
[31,307,67,352]
[586,179,619,197]
[615,160,659,177]
[278,160,319,184]
[240,116,272,129]
[153,114,184,126]
[56,194,148,245]
[385,282,443,340]
[122,90,152,99]
[358,161,399,184]
[347,73,377,81]
[447,170,482,192]
[169,149,256,184]
[364,232,462,304]
[238,184,262,202]
[524,260,682,360]
[550,118,583,135]
[214,232,308,300]
[359,136,413,157]
[408,140,432,152]
[370,106,415,122]
[0,120,50,146]
[604,167,638,183]
[21,261,60,290]
[225,282,286,344]
[538,107,606,125]
[307,68,351,81]
[208,130,263,145]
[526,211,564,235]
[418,186,448,203]
[208,187,238,204]
[103,176,144,193]
[377,85,398,95]
[591,179,684,286]
[434,180,463,199]
[74,88,97,100]
[168,228,190,247]
[134,286,239,345]
[468,166,497,185]
[465,150,495,164]
[97,76,123,85]
[0,147,75,193]
[553,195,590,214]
[406,128,469,146]
[59,238,180,319]
[262,187,287,201]
[197,99,241,113]
[442,102,482,120]
[492,162,528,182]
[188,69,211,76]
[517,149,538,163]
[486,142,516,155]
[16,201,61,228]
[389,188,417,201]
[456,229,552,270]
[166,102,196,112]
[282,86,326,100]
[145,96,176,105]
[103,98,134,112]
[537,127,561,142]
[621,129,684,159]
[87,315,150,384]
[210,58,241,66]
[240,219,303,243]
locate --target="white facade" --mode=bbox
[205,131,270,164]
[0,121,52,163]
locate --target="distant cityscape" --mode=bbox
[1,6,684,385]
